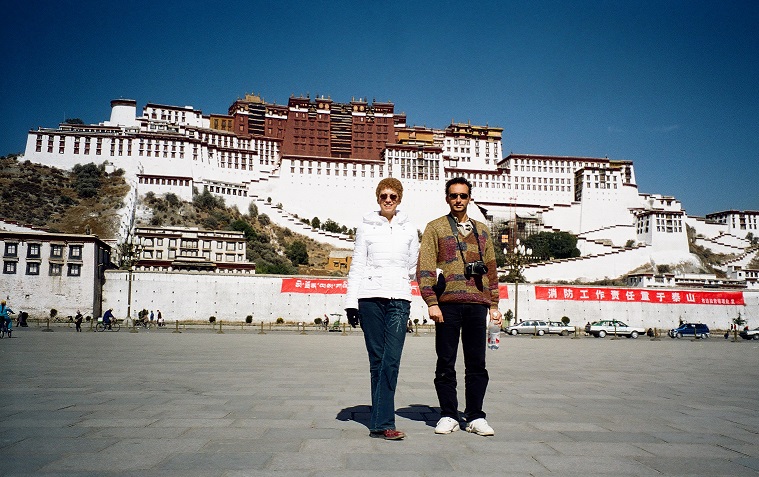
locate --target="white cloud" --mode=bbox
[653,124,680,133]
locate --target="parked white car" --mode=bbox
[548,321,575,336]
[506,320,550,336]
[585,320,645,339]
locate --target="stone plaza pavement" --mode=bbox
[1,325,758,476]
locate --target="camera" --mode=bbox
[465,260,488,276]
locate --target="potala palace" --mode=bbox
[19,95,759,284]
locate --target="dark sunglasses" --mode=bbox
[380,193,398,201]
[447,193,469,200]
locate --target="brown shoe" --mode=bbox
[370,429,406,440]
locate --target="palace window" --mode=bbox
[4,243,17,257]
[69,245,83,259]
[49,263,62,276]
[26,262,40,275]
[27,243,41,259]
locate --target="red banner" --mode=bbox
[534,286,744,306]
[281,278,509,299]
[281,278,348,294]
[499,285,509,299]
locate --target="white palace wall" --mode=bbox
[101,270,757,331]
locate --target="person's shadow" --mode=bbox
[337,404,440,429]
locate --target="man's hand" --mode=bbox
[489,308,502,327]
[345,308,361,328]
[428,305,444,323]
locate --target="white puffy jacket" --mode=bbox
[344,209,419,309]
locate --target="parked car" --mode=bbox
[739,327,759,340]
[506,320,549,336]
[668,323,710,339]
[548,321,575,336]
[585,320,646,338]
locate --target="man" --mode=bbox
[417,177,502,436]
[0,300,15,338]
[102,308,114,330]
[75,310,83,332]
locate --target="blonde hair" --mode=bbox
[375,178,403,202]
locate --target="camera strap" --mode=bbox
[446,214,484,264]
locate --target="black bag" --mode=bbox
[432,272,446,298]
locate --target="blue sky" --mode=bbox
[1,0,757,217]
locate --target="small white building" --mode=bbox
[0,224,113,319]
[132,226,255,273]
[704,210,759,239]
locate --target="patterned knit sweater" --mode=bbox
[416,215,500,308]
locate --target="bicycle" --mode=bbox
[134,319,151,330]
[95,320,121,332]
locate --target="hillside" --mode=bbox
[0,154,338,274]
[0,155,128,238]
[135,189,339,274]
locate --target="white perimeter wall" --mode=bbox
[102,270,758,331]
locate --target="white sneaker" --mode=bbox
[434,417,460,434]
[465,418,494,436]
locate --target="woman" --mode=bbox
[345,178,419,440]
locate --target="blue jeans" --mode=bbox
[434,303,489,422]
[358,298,410,432]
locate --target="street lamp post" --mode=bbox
[121,235,143,324]
[505,239,532,325]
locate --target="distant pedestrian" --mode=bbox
[75,310,83,332]
[102,308,114,330]
[1,300,15,338]
[150,310,154,324]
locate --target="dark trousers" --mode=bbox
[434,302,489,422]
[358,298,410,432]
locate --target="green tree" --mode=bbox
[72,162,102,198]
[248,202,259,219]
[193,188,224,210]
[230,219,258,242]
[286,240,309,266]
[322,218,341,233]
[256,257,296,275]
[523,231,580,261]
[311,217,321,229]
[164,192,180,207]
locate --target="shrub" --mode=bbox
[276,317,284,324]
[164,192,180,207]
[248,202,259,219]
[286,240,309,266]
[209,316,216,323]
[314,317,323,325]
[561,316,570,325]
[49,308,58,320]
[504,309,514,325]
[245,315,253,324]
